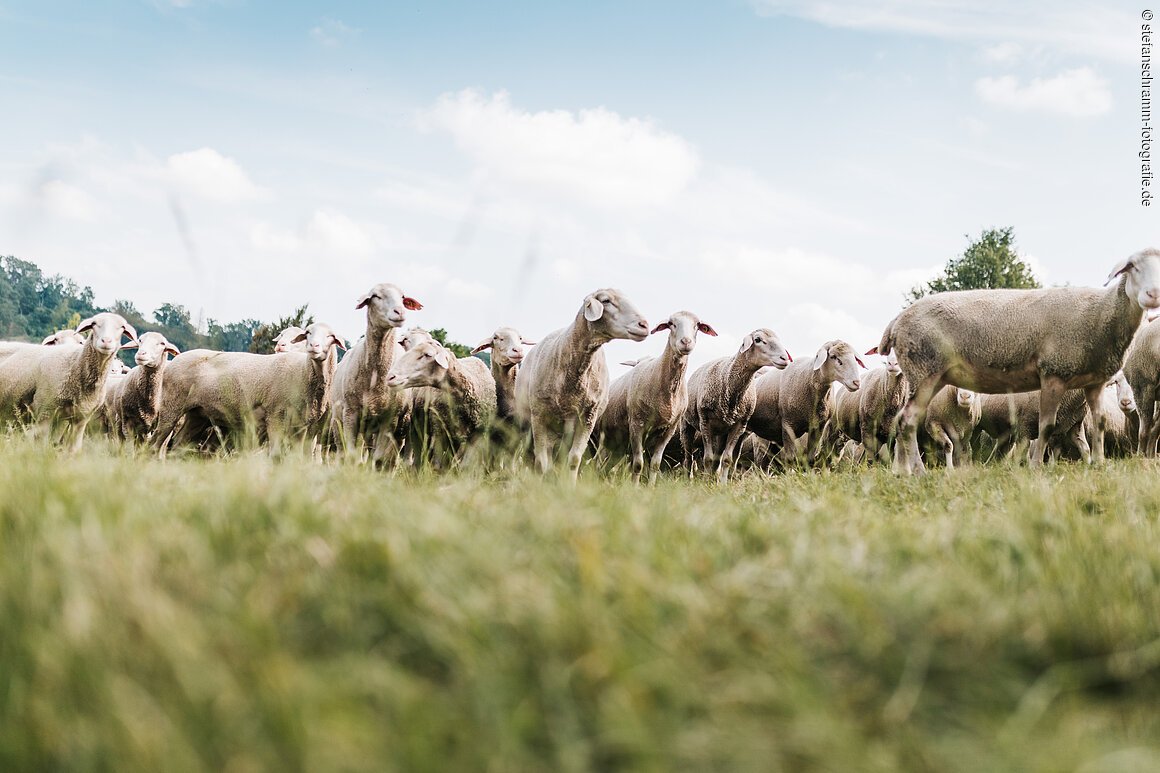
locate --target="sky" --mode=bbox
[0,0,1152,373]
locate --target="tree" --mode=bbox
[153,303,193,332]
[248,304,314,353]
[429,328,473,358]
[908,227,1040,303]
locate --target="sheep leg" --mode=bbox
[861,425,881,467]
[530,413,558,474]
[700,422,721,477]
[1080,384,1104,463]
[894,374,943,476]
[628,420,646,483]
[716,422,748,484]
[954,430,972,467]
[1138,384,1157,456]
[928,423,955,469]
[648,424,680,484]
[565,416,595,479]
[1069,421,1092,464]
[1030,378,1067,466]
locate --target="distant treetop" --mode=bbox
[908,227,1040,303]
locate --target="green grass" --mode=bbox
[3,440,1160,772]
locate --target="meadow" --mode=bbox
[2,439,1160,772]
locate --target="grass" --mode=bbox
[2,439,1160,772]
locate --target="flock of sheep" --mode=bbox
[3,248,1160,481]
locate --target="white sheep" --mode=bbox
[471,326,535,421]
[328,283,422,463]
[874,248,1160,473]
[851,352,908,464]
[155,322,345,455]
[273,326,307,353]
[1122,317,1160,455]
[680,328,791,482]
[42,329,86,346]
[101,331,181,442]
[749,340,863,465]
[0,313,138,450]
[386,339,497,464]
[1084,371,1138,458]
[596,310,718,482]
[514,288,650,477]
[920,386,981,469]
[976,389,1094,463]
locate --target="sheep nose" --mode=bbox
[680,337,692,348]
[851,379,861,389]
[1147,289,1160,305]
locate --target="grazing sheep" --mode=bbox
[328,283,422,463]
[42,329,86,346]
[920,386,981,468]
[472,327,535,421]
[975,389,1092,463]
[680,328,791,482]
[596,310,718,482]
[875,248,1160,473]
[155,323,345,455]
[0,313,138,450]
[273,326,307,353]
[748,340,863,466]
[386,339,497,464]
[1122,317,1160,455]
[514,288,650,476]
[101,332,180,442]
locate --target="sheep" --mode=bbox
[1083,371,1138,458]
[874,248,1160,473]
[42,329,86,346]
[680,328,791,482]
[920,386,981,468]
[273,326,307,353]
[328,283,422,463]
[385,339,497,464]
[850,352,909,464]
[398,327,434,352]
[471,327,535,422]
[0,312,138,450]
[975,389,1093,463]
[514,288,650,477]
[1122,316,1160,455]
[748,340,862,466]
[155,322,345,456]
[595,310,718,482]
[101,332,180,442]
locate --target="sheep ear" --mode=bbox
[864,346,878,356]
[739,334,754,353]
[434,347,453,368]
[330,335,346,352]
[855,356,866,368]
[355,292,373,309]
[119,341,139,351]
[521,337,536,345]
[291,332,308,344]
[811,347,828,371]
[41,334,57,345]
[403,296,423,311]
[1106,258,1134,286]
[122,323,138,344]
[164,344,181,357]
[650,321,672,334]
[620,359,639,367]
[584,296,604,322]
[471,339,493,354]
[75,316,97,334]
[697,322,719,336]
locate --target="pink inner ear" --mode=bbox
[649,322,672,334]
[864,346,878,355]
[855,357,866,368]
[698,323,719,336]
[403,297,423,310]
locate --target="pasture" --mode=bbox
[2,438,1159,772]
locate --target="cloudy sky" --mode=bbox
[0,0,1151,371]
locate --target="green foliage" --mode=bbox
[909,227,1040,302]
[249,304,314,354]
[429,327,472,358]
[0,255,99,340]
[1,441,1160,771]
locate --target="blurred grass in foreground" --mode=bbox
[2,438,1160,772]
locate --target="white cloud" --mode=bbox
[417,89,700,209]
[39,180,100,222]
[975,67,1112,117]
[981,41,1024,65]
[166,148,265,203]
[751,1,1134,62]
[250,209,376,258]
[310,18,358,48]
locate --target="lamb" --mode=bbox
[155,322,345,455]
[595,310,718,482]
[874,248,1160,473]
[328,283,423,463]
[920,386,981,468]
[101,332,180,442]
[471,327,535,421]
[1122,317,1160,455]
[748,340,863,466]
[42,329,86,346]
[0,312,138,450]
[385,339,497,464]
[513,288,650,476]
[273,326,307,353]
[680,328,791,482]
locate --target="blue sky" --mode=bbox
[0,0,1150,369]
